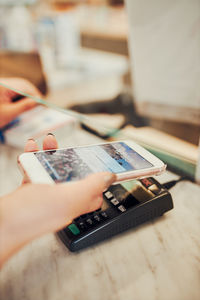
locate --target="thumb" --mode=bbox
[61,172,116,221]
[78,172,116,199]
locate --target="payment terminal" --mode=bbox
[58,177,173,251]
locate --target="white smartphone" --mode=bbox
[18,140,166,184]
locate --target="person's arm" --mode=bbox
[0,173,115,266]
[0,135,116,266]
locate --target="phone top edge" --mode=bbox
[124,140,165,168]
[20,140,165,168]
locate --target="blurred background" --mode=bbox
[0,0,199,179]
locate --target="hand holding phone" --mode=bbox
[1,133,118,266]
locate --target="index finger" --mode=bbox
[24,138,39,152]
[43,133,58,150]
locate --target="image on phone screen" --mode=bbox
[34,142,153,183]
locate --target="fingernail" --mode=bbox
[104,173,116,189]
[47,133,54,136]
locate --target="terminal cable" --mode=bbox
[163,177,188,190]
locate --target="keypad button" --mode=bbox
[77,221,87,231]
[100,211,109,219]
[118,205,126,213]
[86,218,93,226]
[104,191,113,199]
[68,224,80,235]
[93,214,101,222]
[110,197,119,206]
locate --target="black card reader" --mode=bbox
[58,177,173,251]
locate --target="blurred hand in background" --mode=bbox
[0,77,40,128]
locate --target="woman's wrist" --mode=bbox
[0,184,72,266]
[0,187,47,266]
[0,193,24,266]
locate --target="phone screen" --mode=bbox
[34,142,153,183]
